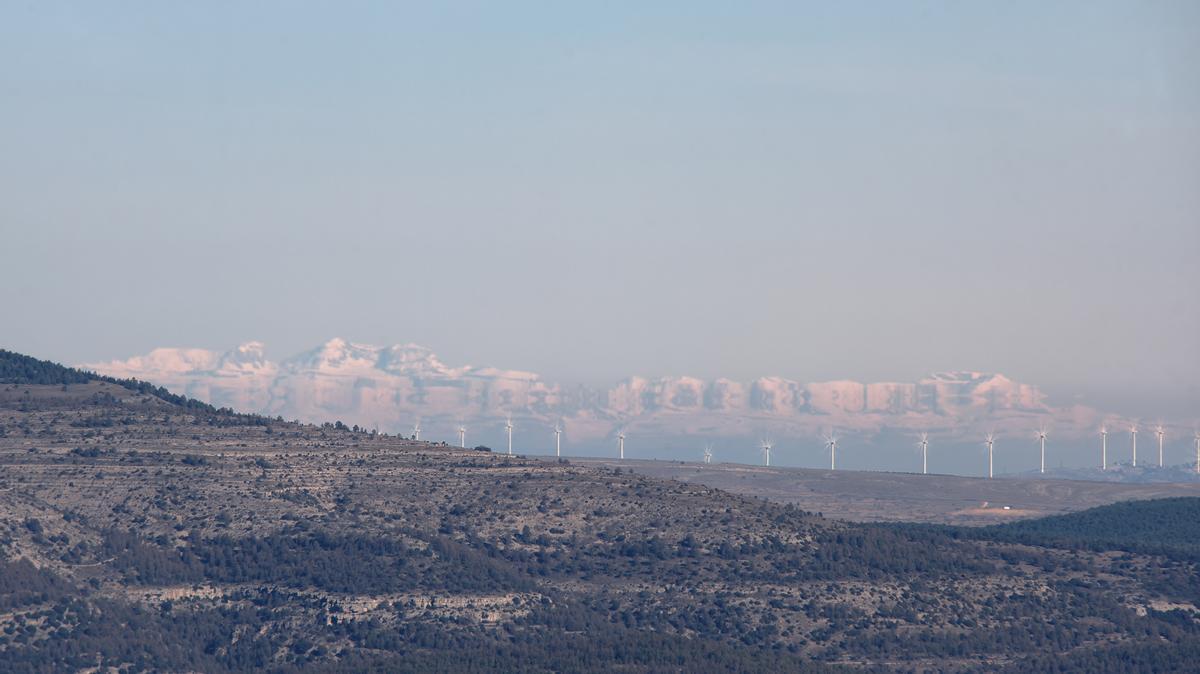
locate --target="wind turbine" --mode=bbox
[618,430,626,460]
[1130,424,1138,467]
[1194,430,1200,475]
[505,416,514,456]
[412,419,422,441]
[1100,426,1107,471]
[1036,427,1047,474]
[918,432,929,475]
[458,424,466,448]
[1156,425,1165,468]
[554,424,562,457]
[761,439,772,467]
[985,433,995,479]
[703,445,713,464]
[824,432,837,471]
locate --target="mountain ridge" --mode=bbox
[83,339,1153,449]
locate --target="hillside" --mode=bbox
[969,497,1200,562]
[1,350,1199,671]
[1,348,250,418]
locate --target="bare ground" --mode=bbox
[557,457,1200,525]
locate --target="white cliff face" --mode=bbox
[84,339,1122,444]
[806,380,866,415]
[749,377,804,414]
[865,382,917,413]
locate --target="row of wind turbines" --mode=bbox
[789,425,1199,477]
[763,431,1004,477]
[418,416,567,458]
[412,417,1200,478]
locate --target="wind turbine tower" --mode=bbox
[985,433,995,479]
[1100,427,1107,471]
[554,424,562,457]
[703,445,713,464]
[505,416,514,456]
[919,432,929,475]
[1037,428,1047,474]
[458,425,466,448]
[761,439,772,467]
[618,431,626,460]
[1156,425,1165,468]
[1195,431,1200,475]
[412,420,421,441]
[824,433,837,471]
[1131,425,1138,467]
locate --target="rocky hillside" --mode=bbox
[2,350,1199,671]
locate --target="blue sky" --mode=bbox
[2,2,1197,415]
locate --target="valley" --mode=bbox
[561,458,1200,525]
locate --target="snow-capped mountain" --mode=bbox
[84,339,1135,451]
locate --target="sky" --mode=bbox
[2,2,1198,416]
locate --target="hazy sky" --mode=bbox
[2,2,1198,414]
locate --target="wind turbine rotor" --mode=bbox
[1100,426,1107,471]
[1036,427,1047,474]
[1131,424,1138,467]
[984,432,995,479]
[1156,425,1165,467]
[1194,430,1200,475]
[823,432,837,471]
[918,432,929,475]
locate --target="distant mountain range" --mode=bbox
[84,339,1149,454]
